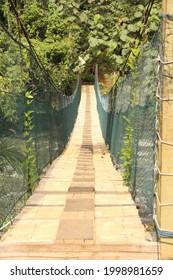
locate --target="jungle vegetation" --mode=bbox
[0,0,162,179]
[0,0,161,228]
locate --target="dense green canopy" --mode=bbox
[0,0,161,97]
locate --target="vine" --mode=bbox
[119,114,134,186]
[23,50,38,193]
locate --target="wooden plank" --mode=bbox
[0,251,158,260]
[0,242,158,254]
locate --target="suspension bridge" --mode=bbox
[1,0,173,261]
[0,85,158,260]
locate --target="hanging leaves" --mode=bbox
[134,11,143,19]
[0,0,161,91]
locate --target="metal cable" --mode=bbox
[154,215,173,238]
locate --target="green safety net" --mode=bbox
[0,32,81,229]
[95,35,158,224]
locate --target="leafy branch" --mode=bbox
[22,51,38,193]
[119,115,134,185]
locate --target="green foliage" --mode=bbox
[118,32,158,186]
[59,0,161,76]
[24,93,38,192]
[119,116,133,185]
[0,0,161,97]
[20,0,48,40]
[0,0,161,190]
[23,54,39,192]
[0,30,22,123]
[0,138,25,173]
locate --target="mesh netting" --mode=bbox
[95,34,159,224]
[0,31,81,229]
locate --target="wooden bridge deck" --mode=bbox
[0,85,158,260]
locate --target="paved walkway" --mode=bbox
[0,85,158,259]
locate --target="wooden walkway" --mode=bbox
[0,85,158,259]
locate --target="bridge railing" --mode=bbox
[0,31,81,230]
[94,34,159,225]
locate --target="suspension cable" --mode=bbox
[0,20,28,49]
[114,0,156,87]
[7,0,61,94]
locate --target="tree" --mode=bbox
[0,0,161,95]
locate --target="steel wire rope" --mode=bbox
[0,19,28,49]
[0,189,29,230]
[111,0,156,94]
[7,0,61,96]
[154,214,173,238]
